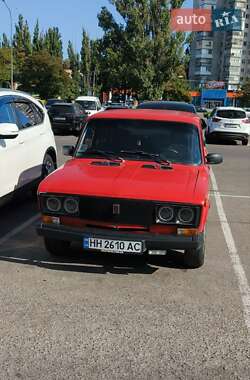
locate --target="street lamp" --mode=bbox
[1,0,14,89]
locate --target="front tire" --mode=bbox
[44,238,71,257]
[183,233,205,269]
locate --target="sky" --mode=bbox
[0,0,192,56]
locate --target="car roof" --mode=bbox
[50,102,74,107]
[216,107,246,111]
[89,109,201,127]
[76,96,99,101]
[138,101,196,112]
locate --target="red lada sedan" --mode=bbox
[37,109,223,268]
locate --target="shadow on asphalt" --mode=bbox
[0,244,188,275]
[206,139,238,146]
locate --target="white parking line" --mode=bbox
[0,214,40,246]
[210,193,250,199]
[210,169,250,335]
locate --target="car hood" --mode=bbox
[39,159,209,205]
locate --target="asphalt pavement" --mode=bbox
[0,136,249,379]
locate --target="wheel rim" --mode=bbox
[44,157,55,176]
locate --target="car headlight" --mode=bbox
[177,207,195,224]
[64,197,79,214]
[46,197,62,212]
[158,206,174,223]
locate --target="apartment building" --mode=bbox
[189,0,248,90]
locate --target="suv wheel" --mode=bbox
[242,138,248,146]
[44,238,71,257]
[42,153,56,178]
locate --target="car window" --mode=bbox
[76,100,97,110]
[0,103,16,124]
[31,103,44,124]
[49,105,74,114]
[216,109,246,119]
[76,119,202,165]
[12,102,37,129]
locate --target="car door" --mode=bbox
[12,97,46,187]
[0,96,25,198]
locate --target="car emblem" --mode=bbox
[113,204,120,215]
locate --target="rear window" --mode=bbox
[137,102,196,113]
[216,109,246,119]
[49,105,74,114]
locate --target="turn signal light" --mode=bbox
[177,228,199,236]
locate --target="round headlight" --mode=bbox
[158,206,174,223]
[46,197,61,212]
[64,197,79,214]
[178,207,194,224]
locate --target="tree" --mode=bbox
[239,79,250,106]
[44,27,63,58]
[80,29,91,95]
[0,48,11,86]
[19,50,70,99]
[97,0,186,99]
[1,33,10,48]
[67,41,81,98]
[33,20,44,52]
[13,14,32,80]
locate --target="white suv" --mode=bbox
[206,107,250,145]
[75,96,103,116]
[0,89,57,206]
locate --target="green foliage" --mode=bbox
[239,79,250,107]
[44,27,63,58]
[19,50,70,99]
[33,20,44,52]
[80,29,91,94]
[96,0,186,99]
[0,48,11,86]
[67,41,81,98]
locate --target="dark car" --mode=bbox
[46,98,66,111]
[104,102,129,110]
[137,101,196,114]
[48,103,87,136]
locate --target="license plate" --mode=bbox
[53,117,66,121]
[83,237,143,254]
[224,124,239,128]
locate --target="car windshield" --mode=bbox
[49,105,74,114]
[76,100,97,110]
[47,99,65,105]
[216,109,246,119]
[76,118,202,165]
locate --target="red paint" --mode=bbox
[39,110,210,233]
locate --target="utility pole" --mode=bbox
[1,0,14,90]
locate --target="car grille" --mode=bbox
[79,196,154,226]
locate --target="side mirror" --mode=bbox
[206,153,223,165]
[63,145,75,156]
[201,119,207,130]
[0,123,19,139]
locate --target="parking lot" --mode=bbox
[0,136,249,379]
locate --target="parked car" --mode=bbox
[196,106,207,113]
[243,107,250,119]
[48,102,87,136]
[75,96,104,116]
[0,89,57,207]
[206,107,250,145]
[137,101,197,114]
[104,102,130,110]
[45,98,65,111]
[36,109,222,268]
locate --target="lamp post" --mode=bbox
[1,0,14,89]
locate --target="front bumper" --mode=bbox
[36,223,204,252]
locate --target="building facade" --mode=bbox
[189,0,249,97]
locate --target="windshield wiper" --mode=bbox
[78,149,123,162]
[120,150,172,166]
